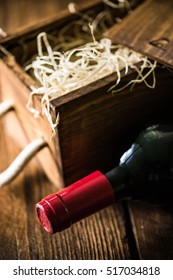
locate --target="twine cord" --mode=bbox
[0,100,14,118]
[0,137,48,187]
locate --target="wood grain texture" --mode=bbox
[105,0,173,67]
[128,199,173,259]
[0,0,102,45]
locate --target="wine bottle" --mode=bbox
[36,124,173,233]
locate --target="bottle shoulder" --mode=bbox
[135,124,173,165]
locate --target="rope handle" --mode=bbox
[0,99,48,187]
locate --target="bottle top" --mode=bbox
[36,171,115,233]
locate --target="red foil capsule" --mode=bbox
[36,171,115,233]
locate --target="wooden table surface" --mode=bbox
[0,0,173,260]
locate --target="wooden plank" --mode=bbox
[0,120,39,259]
[105,0,173,67]
[0,0,101,43]
[128,198,173,259]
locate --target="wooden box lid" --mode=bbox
[0,0,101,44]
[105,0,173,68]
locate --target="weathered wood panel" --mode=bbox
[105,0,173,67]
[128,199,173,259]
[0,0,101,43]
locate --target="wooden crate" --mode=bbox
[0,0,173,189]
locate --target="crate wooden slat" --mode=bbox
[0,0,101,44]
[128,199,173,259]
[105,0,173,67]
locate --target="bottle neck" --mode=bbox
[105,166,131,200]
[105,164,150,201]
